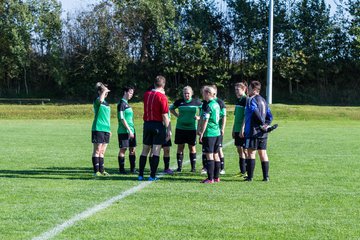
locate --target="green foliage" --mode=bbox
[0,0,359,104]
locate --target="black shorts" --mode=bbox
[143,121,166,146]
[92,131,110,144]
[218,135,223,147]
[162,139,172,148]
[202,136,221,153]
[234,132,245,147]
[244,138,267,150]
[118,133,137,148]
[174,129,197,145]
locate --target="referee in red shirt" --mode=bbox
[138,75,170,181]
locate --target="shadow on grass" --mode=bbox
[0,167,140,181]
[0,167,248,183]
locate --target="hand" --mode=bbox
[260,124,268,131]
[102,87,110,93]
[129,131,135,139]
[240,131,244,138]
[166,131,171,142]
[194,116,200,121]
[221,129,225,136]
[109,132,112,137]
[199,133,203,143]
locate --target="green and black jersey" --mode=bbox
[201,99,221,137]
[117,98,135,134]
[170,98,202,130]
[92,97,111,133]
[215,97,226,129]
[233,94,247,132]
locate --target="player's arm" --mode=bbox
[121,119,134,138]
[118,104,134,137]
[199,118,209,143]
[251,98,264,126]
[99,86,110,103]
[265,106,273,125]
[166,121,172,141]
[170,109,179,118]
[198,105,210,142]
[221,106,227,136]
[169,101,179,118]
[240,118,245,138]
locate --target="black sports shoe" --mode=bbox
[119,169,127,174]
[262,177,270,182]
[176,168,182,172]
[244,177,252,182]
[190,168,196,173]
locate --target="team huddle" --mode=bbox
[91,76,277,183]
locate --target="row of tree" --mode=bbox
[0,0,359,104]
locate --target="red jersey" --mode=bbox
[143,89,169,122]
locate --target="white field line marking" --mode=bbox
[33,140,233,240]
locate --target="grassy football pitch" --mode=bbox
[0,104,359,239]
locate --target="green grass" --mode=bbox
[1,104,360,239]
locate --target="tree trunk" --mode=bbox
[24,65,29,95]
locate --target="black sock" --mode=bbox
[118,156,125,171]
[190,153,197,170]
[99,157,104,173]
[248,159,255,180]
[129,154,136,171]
[202,153,207,168]
[138,155,147,177]
[92,157,99,173]
[261,161,269,179]
[150,155,160,178]
[220,157,225,170]
[177,153,183,170]
[240,157,246,174]
[207,160,215,180]
[214,161,221,179]
[164,156,170,170]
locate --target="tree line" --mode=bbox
[0,0,359,104]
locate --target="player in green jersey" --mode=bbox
[232,82,248,178]
[91,82,111,176]
[211,85,227,175]
[117,86,136,174]
[170,86,202,172]
[198,86,221,183]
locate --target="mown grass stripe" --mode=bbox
[32,140,233,240]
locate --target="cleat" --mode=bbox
[200,168,207,175]
[176,168,182,172]
[119,169,127,175]
[262,177,270,182]
[101,171,110,176]
[244,177,252,182]
[138,176,144,181]
[235,172,247,178]
[190,168,196,173]
[163,169,174,175]
[214,178,220,183]
[130,169,138,174]
[148,177,159,181]
[220,169,225,175]
[94,171,102,177]
[201,178,214,184]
